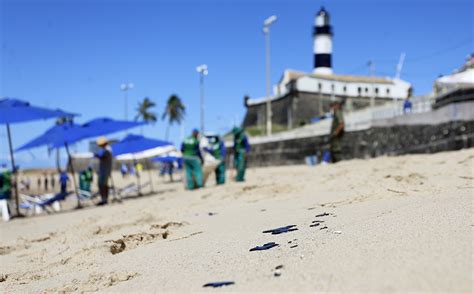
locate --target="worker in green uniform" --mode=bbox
[329,98,345,163]
[0,164,12,221]
[232,127,250,182]
[79,166,94,193]
[181,129,204,190]
[205,136,226,185]
[0,165,12,201]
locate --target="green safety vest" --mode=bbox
[0,170,12,197]
[234,134,247,153]
[182,136,200,157]
[210,142,223,159]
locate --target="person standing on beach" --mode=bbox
[79,167,93,194]
[232,127,250,182]
[94,137,113,205]
[50,173,56,191]
[0,164,12,205]
[25,177,31,191]
[59,171,69,194]
[329,97,345,163]
[205,135,226,185]
[43,174,49,191]
[181,129,203,190]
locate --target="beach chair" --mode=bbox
[78,189,97,201]
[118,182,150,196]
[20,192,68,215]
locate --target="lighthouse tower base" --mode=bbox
[313,67,333,75]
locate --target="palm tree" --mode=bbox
[162,94,186,140]
[135,97,157,133]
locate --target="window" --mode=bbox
[386,88,390,95]
[357,87,361,96]
[343,86,347,92]
[331,84,335,91]
[375,88,379,95]
[318,83,322,91]
[365,87,369,93]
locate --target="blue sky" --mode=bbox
[1,0,473,168]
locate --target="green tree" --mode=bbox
[162,94,186,140]
[135,97,157,133]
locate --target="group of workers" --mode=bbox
[2,102,341,212]
[181,127,250,190]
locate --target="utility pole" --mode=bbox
[120,83,134,120]
[196,64,208,134]
[263,15,277,136]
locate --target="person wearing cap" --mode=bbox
[181,129,203,190]
[232,127,250,182]
[329,97,345,163]
[205,135,227,185]
[94,137,113,205]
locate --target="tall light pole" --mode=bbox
[263,15,277,136]
[196,64,208,133]
[120,83,134,120]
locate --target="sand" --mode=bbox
[0,149,473,292]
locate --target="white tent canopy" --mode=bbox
[115,145,177,161]
[70,145,178,161]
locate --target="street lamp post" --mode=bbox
[196,64,208,133]
[120,83,134,120]
[263,15,277,136]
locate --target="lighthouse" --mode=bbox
[313,7,333,75]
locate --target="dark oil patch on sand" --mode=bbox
[249,242,279,251]
[203,281,235,288]
[262,225,298,235]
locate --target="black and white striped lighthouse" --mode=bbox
[313,7,333,75]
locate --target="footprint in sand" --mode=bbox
[48,272,138,292]
[108,231,169,255]
[106,221,187,254]
[93,215,160,236]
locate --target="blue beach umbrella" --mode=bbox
[49,117,146,148]
[152,156,181,163]
[112,134,173,157]
[0,98,76,124]
[15,123,85,207]
[15,122,82,152]
[111,134,173,194]
[16,118,145,207]
[0,97,76,216]
[18,118,146,150]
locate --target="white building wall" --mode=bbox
[295,76,411,99]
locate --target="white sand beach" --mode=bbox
[0,148,473,292]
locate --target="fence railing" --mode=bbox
[249,95,437,145]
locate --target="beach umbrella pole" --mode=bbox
[147,163,154,193]
[136,169,141,196]
[6,124,21,217]
[109,171,120,203]
[64,143,81,208]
